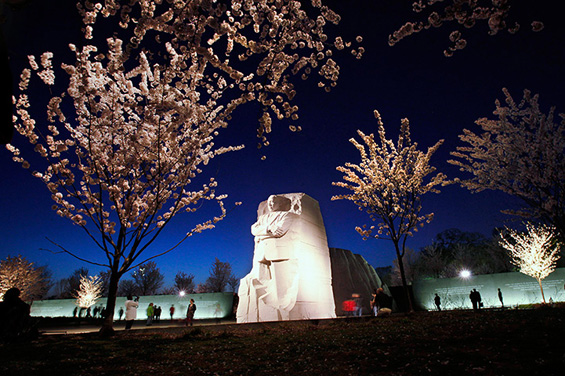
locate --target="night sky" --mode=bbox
[1,0,564,290]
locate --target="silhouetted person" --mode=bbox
[371,289,378,316]
[434,294,441,311]
[375,288,392,317]
[118,307,124,321]
[498,288,504,308]
[0,287,34,342]
[186,299,197,326]
[72,307,78,318]
[169,305,175,320]
[469,289,482,310]
[232,293,239,319]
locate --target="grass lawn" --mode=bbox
[1,306,564,375]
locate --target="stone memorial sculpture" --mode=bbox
[237,193,336,322]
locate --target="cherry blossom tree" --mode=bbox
[389,0,544,57]
[75,275,103,309]
[0,255,50,300]
[332,110,447,311]
[449,89,565,241]
[499,222,561,303]
[6,0,356,333]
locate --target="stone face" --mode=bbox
[329,247,387,315]
[237,193,336,322]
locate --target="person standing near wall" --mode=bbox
[146,303,154,326]
[371,289,378,316]
[124,295,139,330]
[186,299,197,326]
[434,294,441,311]
[498,288,504,308]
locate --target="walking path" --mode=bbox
[39,318,237,335]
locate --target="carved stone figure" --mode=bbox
[237,193,336,322]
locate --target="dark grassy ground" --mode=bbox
[1,306,564,376]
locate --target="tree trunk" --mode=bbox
[538,278,546,304]
[394,242,414,312]
[99,269,121,336]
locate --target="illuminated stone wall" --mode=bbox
[413,268,565,310]
[29,292,234,319]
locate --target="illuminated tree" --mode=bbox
[6,0,356,333]
[332,110,447,310]
[75,275,103,309]
[449,89,565,241]
[499,222,561,303]
[0,255,49,301]
[389,0,544,57]
[58,267,89,299]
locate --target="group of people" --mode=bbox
[123,295,197,330]
[145,303,166,325]
[371,288,393,317]
[342,288,393,317]
[72,305,107,319]
[433,288,505,311]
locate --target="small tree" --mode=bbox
[60,267,89,299]
[332,110,447,311]
[117,279,137,297]
[75,275,103,309]
[173,271,195,295]
[131,261,164,296]
[0,255,50,300]
[227,274,239,293]
[499,222,561,303]
[205,258,235,293]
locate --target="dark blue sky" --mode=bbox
[1,0,563,289]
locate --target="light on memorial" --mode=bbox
[179,290,186,297]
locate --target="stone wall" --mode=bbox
[329,247,389,315]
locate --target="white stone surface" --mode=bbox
[237,193,336,322]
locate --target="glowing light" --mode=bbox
[179,290,186,297]
[459,270,471,279]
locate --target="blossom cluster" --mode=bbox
[77,0,360,149]
[389,0,544,57]
[449,89,565,238]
